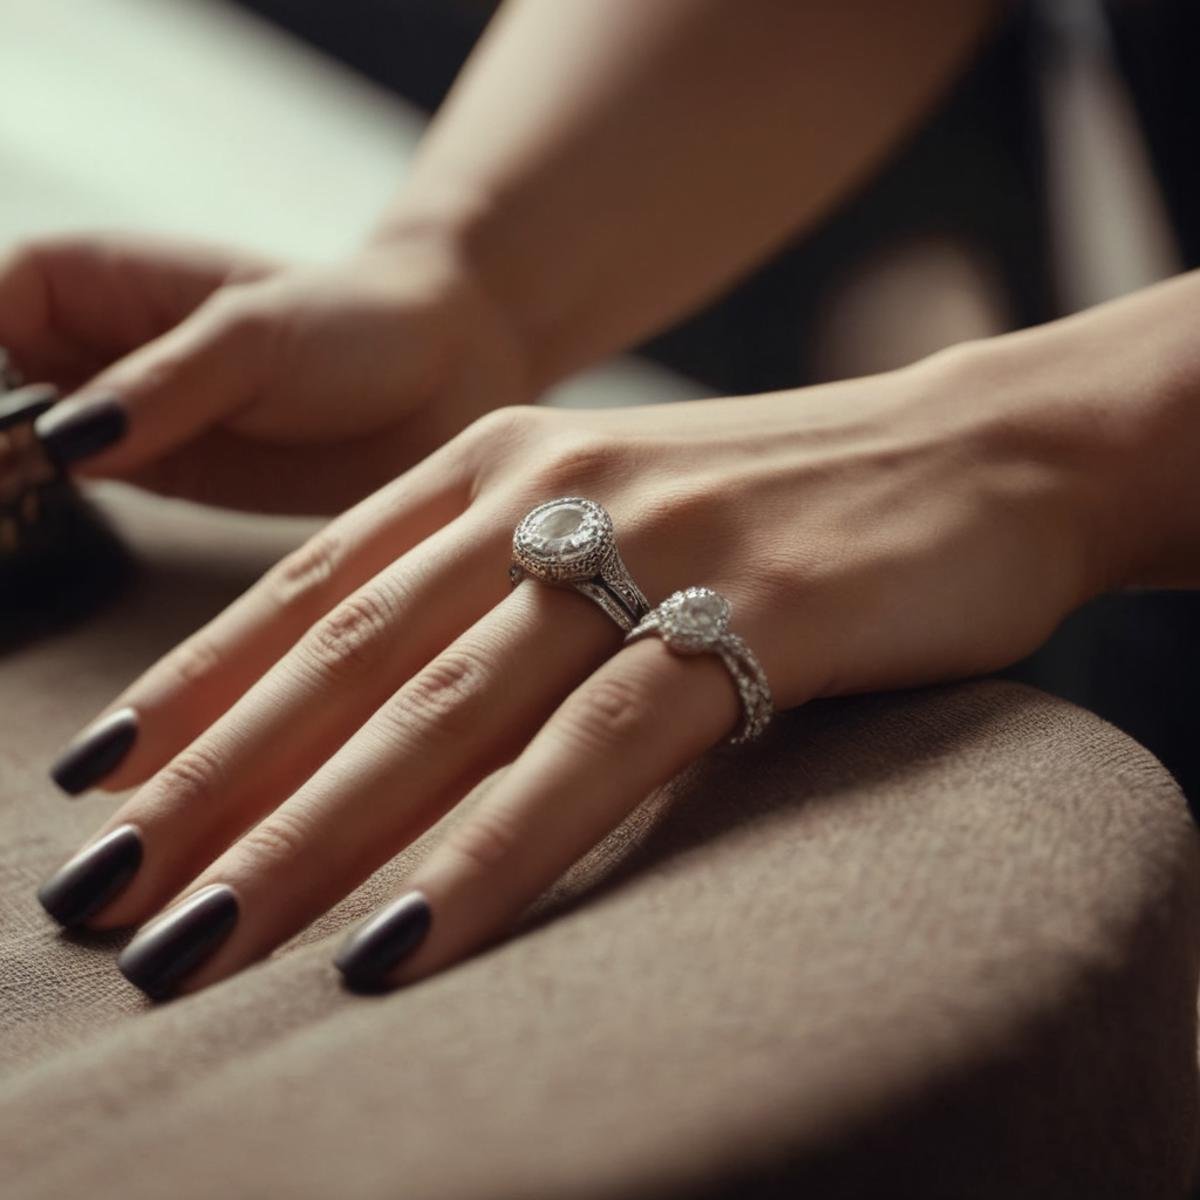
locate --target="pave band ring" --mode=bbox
[625,587,774,744]
[510,497,650,633]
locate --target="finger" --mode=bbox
[32,286,270,478]
[0,240,65,374]
[0,234,274,390]
[38,499,515,934]
[111,583,623,1000]
[49,440,474,796]
[333,636,746,990]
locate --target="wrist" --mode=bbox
[358,202,537,412]
[368,176,588,396]
[959,273,1200,595]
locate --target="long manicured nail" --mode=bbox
[34,394,127,468]
[50,707,139,796]
[117,884,240,1000]
[37,825,144,927]
[0,383,59,433]
[334,891,432,991]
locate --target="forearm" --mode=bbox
[960,269,1200,593]
[375,0,999,390]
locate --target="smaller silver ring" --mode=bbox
[510,497,649,633]
[625,587,773,744]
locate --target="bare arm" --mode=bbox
[4,1,999,508]
[380,0,1001,390]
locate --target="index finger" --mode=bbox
[49,435,474,796]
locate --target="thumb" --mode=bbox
[33,289,267,479]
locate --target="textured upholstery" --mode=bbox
[0,487,1197,1198]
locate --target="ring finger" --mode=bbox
[335,634,752,991]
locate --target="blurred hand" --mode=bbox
[0,232,528,513]
[33,332,1127,998]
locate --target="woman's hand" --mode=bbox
[0,231,527,513]
[34,306,1147,999]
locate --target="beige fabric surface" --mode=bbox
[2,487,1199,1199]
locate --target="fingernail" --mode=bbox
[0,383,59,433]
[50,707,139,796]
[334,890,432,991]
[117,884,239,1000]
[37,824,144,927]
[34,394,127,468]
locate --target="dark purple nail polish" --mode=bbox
[36,824,143,927]
[334,891,432,991]
[35,394,127,468]
[50,707,138,796]
[117,884,240,1000]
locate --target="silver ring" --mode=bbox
[510,497,650,632]
[625,587,773,744]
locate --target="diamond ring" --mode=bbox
[625,587,774,744]
[510,497,650,632]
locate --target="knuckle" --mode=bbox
[158,632,224,691]
[628,482,714,542]
[534,431,621,493]
[264,534,341,613]
[464,404,543,449]
[198,285,285,374]
[386,646,490,741]
[446,807,522,875]
[202,284,267,340]
[299,586,396,682]
[234,807,314,872]
[557,673,654,754]
[151,742,226,811]
[460,405,551,494]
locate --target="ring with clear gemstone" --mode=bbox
[626,587,773,744]
[510,497,650,632]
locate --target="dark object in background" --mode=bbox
[0,355,131,648]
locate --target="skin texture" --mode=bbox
[15,0,1200,994]
[387,0,1003,388]
[40,267,1200,995]
[0,234,525,513]
[0,1,998,513]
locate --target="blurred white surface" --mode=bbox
[1035,0,1180,312]
[0,0,703,406]
[0,0,425,258]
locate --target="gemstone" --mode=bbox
[529,501,591,556]
[674,591,726,635]
[514,497,611,581]
[659,588,730,651]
